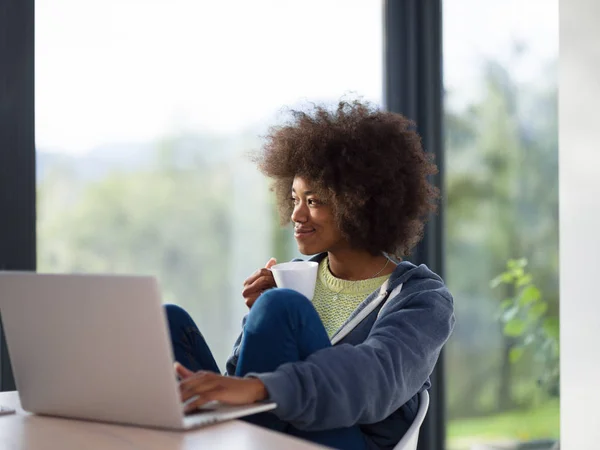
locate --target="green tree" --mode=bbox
[38,137,238,364]
[445,55,558,417]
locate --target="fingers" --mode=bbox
[243,268,272,287]
[180,375,264,412]
[180,372,220,401]
[184,393,220,413]
[242,275,276,308]
[179,372,227,412]
[242,258,277,287]
[175,362,195,380]
[242,258,278,309]
[242,275,275,298]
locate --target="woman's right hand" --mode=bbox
[242,258,277,308]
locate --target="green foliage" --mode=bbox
[492,259,560,397]
[37,136,240,365]
[444,50,558,420]
[37,132,293,367]
[447,399,560,450]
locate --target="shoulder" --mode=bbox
[382,262,454,314]
[391,261,451,294]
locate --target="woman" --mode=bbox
[166,100,455,450]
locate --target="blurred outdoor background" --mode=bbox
[35,1,558,449]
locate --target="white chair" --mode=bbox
[393,390,430,450]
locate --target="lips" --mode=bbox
[294,227,316,239]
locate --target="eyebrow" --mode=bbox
[291,188,315,196]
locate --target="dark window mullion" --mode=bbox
[0,0,36,392]
[384,1,445,449]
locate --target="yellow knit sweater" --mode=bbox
[312,257,391,338]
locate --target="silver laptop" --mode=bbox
[0,272,276,430]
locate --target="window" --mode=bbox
[443,1,559,448]
[35,0,383,367]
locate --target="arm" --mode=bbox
[252,290,455,431]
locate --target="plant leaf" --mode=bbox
[543,317,560,340]
[512,267,525,279]
[510,347,525,363]
[508,258,528,270]
[504,318,526,337]
[491,272,513,288]
[490,275,503,289]
[500,299,513,310]
[519,285,541,306]
[502,305,520,322]
[528,302,548,320]
[516,274,533,287]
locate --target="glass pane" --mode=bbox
[443,1,559,449]
[36,0,383,367]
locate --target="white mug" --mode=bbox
[270,261,319,300]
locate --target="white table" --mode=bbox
[0,391,327,450]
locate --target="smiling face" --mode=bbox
[291,177,347,255]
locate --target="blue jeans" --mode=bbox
[165,288,368,450]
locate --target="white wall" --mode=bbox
[560,0,600,448]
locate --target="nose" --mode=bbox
[291,201,308,224]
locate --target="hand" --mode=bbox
[175,362,195,380]
[175,363,268,413]
[242,258,277,308]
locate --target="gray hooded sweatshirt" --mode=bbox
[226,253,455,450]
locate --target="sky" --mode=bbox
[35,0,558,155]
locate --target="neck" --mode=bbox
[326,249,395,281]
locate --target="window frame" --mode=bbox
[384,1,446,449]
[0,0,36,391]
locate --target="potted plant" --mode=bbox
[476,258,560,450]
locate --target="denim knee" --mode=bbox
[254,288,311,312]
[246,288,314,331]
[164,303,193,328]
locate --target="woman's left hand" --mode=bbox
[176,363,268,413]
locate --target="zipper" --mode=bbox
[330,282,392,345]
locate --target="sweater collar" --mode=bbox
[305,252,442,293]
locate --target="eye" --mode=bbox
[290,197,299,205]
[307,198,320,206]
